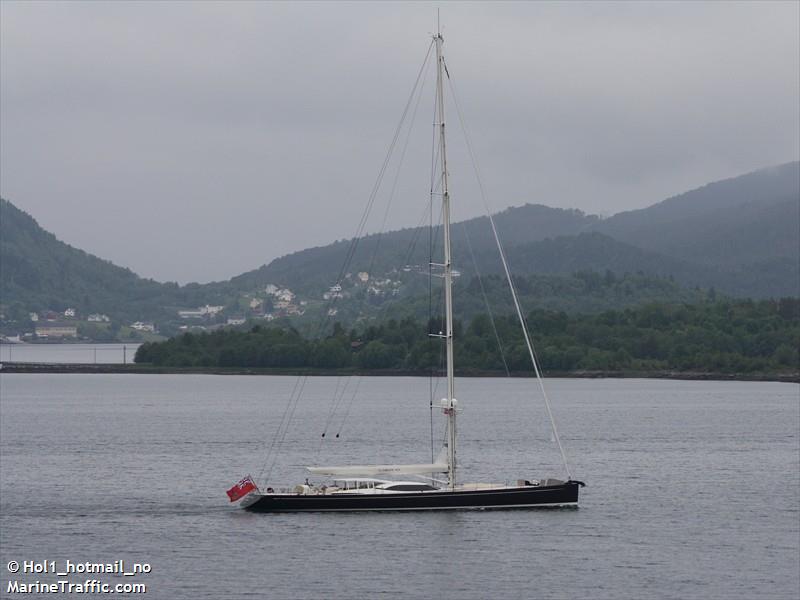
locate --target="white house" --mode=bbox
[276,289,295,302]
[88,314,110,323]
[178,305,225,319]
[29,313,39,322]
[130,322,156,332]
[64,308,76,318]
[323,283,344,300]
[357,272,369,283]
[227,316,246,326]
[264,284,279,295]
[249,298,263,309]
[35,322,77,338]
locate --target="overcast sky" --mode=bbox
[2,1,798,283]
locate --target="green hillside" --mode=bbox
[232,163,800,298]
[228,203,600,296]
[596,162,799,267]
[0,198,232,325]
[135,298,800,378]
[1,161,797,338]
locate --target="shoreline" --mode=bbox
[1,362,797,383]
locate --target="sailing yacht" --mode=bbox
[235,29,584,513]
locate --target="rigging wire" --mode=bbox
[319,375,344,440]
[256,374,305,484]
[317,376,352,455]
[328,40,437,302]
[321,36,433,442]
[257,40,437,484]
[460,222,511,376]
[334,375,363,438]
[444,59,573,481]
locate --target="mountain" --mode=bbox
[0,199,231,324]
[231,162,799,298]
[595,162,799,267]
[495,231,796,299]
[228,203,600,296]
[1,161,797,337]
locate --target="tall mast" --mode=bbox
[435,28,457,490]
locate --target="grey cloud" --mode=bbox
[1,1,797,282]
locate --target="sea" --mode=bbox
[0,343,140,365]
[0,374,797,599]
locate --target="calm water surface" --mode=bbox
[0,343,140,364]
[0,375,797,599]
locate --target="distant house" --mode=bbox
[249,298,264,315]
[327,308,338,317]
[323,284,344,300]
[357,272,369,283]
[264,284,279,296]
[42,310,60,321]
[64,308,76,318]
[130,321,156,333]
[227,316,246,326]
[35,322,78,338]
[178,305,225,319]
[274,300,291,310]
[276,289,295,302]
[29,313,39,322]
[87,313,110,323]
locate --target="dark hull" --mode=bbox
[243,482,581,513]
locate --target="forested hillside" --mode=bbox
[2,162,797,337]
[0,199,232,323]
[597,161,799,263]
[231,162,800,298]
[135,298,800,376]
[227,203,600,296]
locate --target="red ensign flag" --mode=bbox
[227,476,257,502]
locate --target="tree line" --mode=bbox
[134,298,799,375]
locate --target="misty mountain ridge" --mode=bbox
[240,161,799,298]
[0,199,230,322]
[1,161,797,330]
[595,161,799,266]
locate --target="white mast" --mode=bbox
[434,27,457,490]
